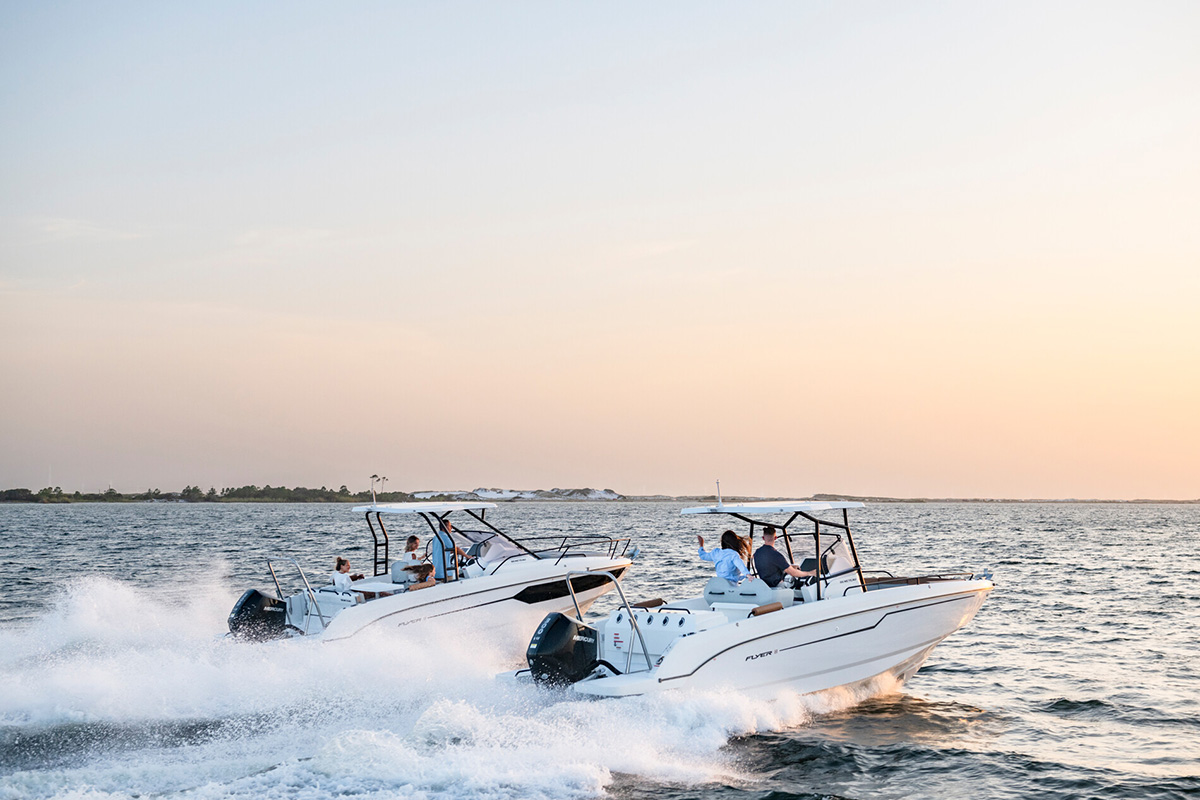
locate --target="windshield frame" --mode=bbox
[719,507,866,598]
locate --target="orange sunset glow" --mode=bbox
[2,4,1197,499]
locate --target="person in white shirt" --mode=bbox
[394,536,427,584]
[331,556,362,590]
[400,535,423,564]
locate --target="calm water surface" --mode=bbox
[0,502,1196,799]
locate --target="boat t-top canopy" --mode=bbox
[352,501,499,515]
[685,499,868,599]
[681,500,864,515]
[353,501,513,579]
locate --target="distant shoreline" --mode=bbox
[1,486,1196,505]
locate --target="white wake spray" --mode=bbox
[0,578,898,800]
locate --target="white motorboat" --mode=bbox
[508,501,992,698]
[228,502,635,642]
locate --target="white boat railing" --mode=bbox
[563,569,654,675]
[267,557,330,635]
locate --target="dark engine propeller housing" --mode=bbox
[526,612,599,685]
[228,589,287,640]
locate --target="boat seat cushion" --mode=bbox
[703,576,792,608]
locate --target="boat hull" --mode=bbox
[316,557,631,642]
[574,579,992,698]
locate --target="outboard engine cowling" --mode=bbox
[228,589,287,640]
[526,612,599,685]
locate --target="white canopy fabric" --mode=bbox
[680,500,865,515]
[352,501,498,515]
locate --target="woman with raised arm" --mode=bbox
[697,530,750,583]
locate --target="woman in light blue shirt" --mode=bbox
[698,530,750,583]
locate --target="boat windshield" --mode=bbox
[784,531,857,577]
[680,499,864,581]
[352,502,534,579]
[441,522,525,566]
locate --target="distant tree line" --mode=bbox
[0,485,416,504]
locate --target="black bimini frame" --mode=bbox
[723,507,866,600]
[364,507,632,584]
[364,511,391,577]
[417,508,537,583]
[363,507,526,581]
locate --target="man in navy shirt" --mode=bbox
[752,527,815,587]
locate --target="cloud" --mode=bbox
[24,217,145,243]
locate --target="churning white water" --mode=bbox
[0,575,885,800]
[3,501,1197,799]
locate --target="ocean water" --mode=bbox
[0,501,1196,800]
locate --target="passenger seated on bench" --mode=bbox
[400,535,422,564]
[753,527,815,588]
[697,530,750,584]
[406,563,435,591]
[331,556,364,591]
[390,536,426,583]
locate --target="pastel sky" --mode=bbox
[2,2,1198,499]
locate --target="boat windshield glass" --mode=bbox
[441,519,527,564]
[785,532,857,576]
[477,536,524,566]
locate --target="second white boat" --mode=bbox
[228,501,635,642]
[510,500,992,698]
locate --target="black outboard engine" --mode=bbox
[526,612,599,685]
[228,589,287,640]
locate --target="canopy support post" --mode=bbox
[367,512,389,577]
[843,507,866,592]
